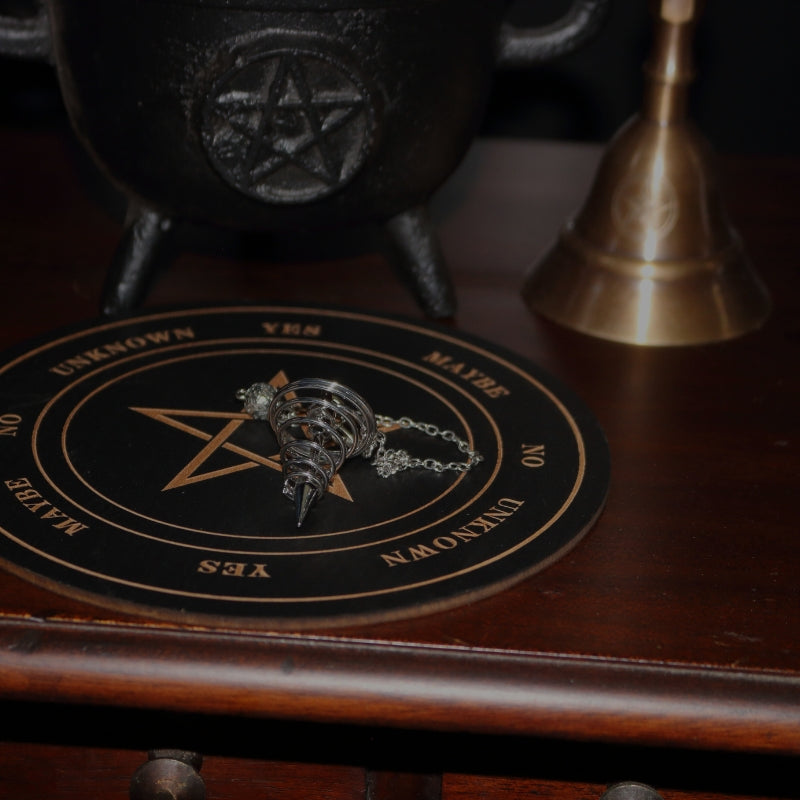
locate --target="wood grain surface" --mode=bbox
[1,127,799,798]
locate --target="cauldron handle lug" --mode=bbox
[101,204,177,317]
[0,1,51,60]
[383,206,457,319]
[496,0,610,69]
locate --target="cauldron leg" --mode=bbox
[101,203,176,316]
[384,205,456,319]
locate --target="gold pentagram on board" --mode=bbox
[129,368,356,501]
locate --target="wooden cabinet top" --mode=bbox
[1,130,798,756]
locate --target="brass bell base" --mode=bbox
[524,223,771,346]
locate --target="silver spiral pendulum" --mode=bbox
[237,377,482,528]
[237,378,377,527]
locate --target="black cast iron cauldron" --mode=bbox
[1,0,608,317]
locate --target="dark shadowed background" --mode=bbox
[486,0,800,155]
[0,0,798,154]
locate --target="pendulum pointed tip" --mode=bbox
[294,482,318,528]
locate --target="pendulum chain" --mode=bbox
[369,415,483,477]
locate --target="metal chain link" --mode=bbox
[368,414,483,477]
[237,382,484,480]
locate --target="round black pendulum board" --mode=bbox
[0,305,610,628]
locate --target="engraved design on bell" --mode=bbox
[202,44,375,204]
[611,172,679,239]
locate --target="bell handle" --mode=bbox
[497,0,609,68]
[0,1,50,60]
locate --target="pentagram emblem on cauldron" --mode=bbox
[202,46,375,204]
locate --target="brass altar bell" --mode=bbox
[522,0,771,346]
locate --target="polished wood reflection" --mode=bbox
[1,128,799,797]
